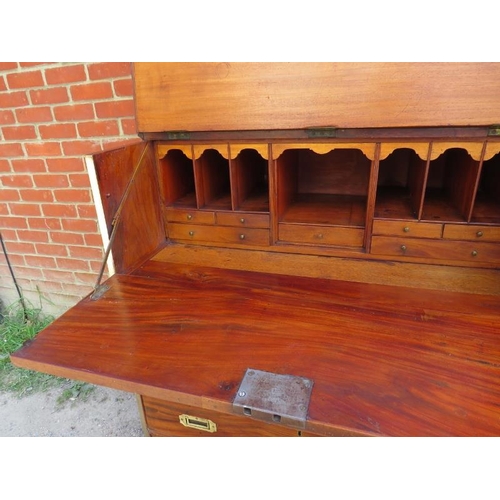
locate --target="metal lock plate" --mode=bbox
[233,368,314,429]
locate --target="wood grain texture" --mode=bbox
[93,142,166,273]
[372,220,443,239]
[167,223,270,247]
[11,260,500,436]
[279,223,364,247]
[443,224,500,242]
[133,63,500,132]
[152,244,500,295]
[371,236,500,264]
[142,397,300,437]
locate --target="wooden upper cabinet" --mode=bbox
[133,62,500,132]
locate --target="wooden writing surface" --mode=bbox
[11,258,500,436]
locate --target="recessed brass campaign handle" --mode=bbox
[179,414,217,433]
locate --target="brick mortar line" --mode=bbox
[0,62,88,73]
[1,93,135,110]
[1,155,95,170]
[5,254,104,265]
[0,130,139,144]
[0,129,137,140]
[9,246,104,258]
[0,134,139,155]
[2,75,134,94]
[38,202,93,209]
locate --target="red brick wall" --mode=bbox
[0,62,141,316]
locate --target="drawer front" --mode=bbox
[443,224,500,242]
[165,208,215,225]
[168,223,270,246]
[216,212,270,228]
[372,220,443,238]
[142,397,299,437]
[279,223,364,247]
[371,236,500,263]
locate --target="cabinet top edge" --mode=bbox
[140,126,498,143]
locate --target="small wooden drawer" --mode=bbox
[443,224,500,242]
[279,223,364,247]
[371,236,500,263]
[142,397,299,437]
[165,208,215,225]
[168,223,270,246]
[216,212,270,228]
[372,220,443,238]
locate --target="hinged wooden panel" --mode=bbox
[93,142,166,273]
[133,63,500,132]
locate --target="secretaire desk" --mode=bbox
[11,63,500,436]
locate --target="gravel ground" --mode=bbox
[0,384,144,437]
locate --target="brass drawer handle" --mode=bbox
[476,231,483,237]
[179,414,217,433]
[401,245,407,253]
[240,218,245,224]
[239,234,246,240]
[189,231,194,237]
[403,226,410,233]
[187,214,193,220]
[471,250,478,257]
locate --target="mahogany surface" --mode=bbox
[142,397,300,437]
[11,258,500,436]
[93,142,165,273]
[133,63,500,132]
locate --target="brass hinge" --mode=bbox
[488,125,500,136]
[165,131,191,140]
[90,284,110,301]
[306,127,337,139]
